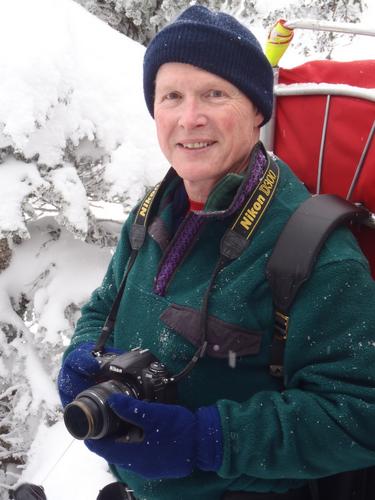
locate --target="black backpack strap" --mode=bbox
[266,194,369,378]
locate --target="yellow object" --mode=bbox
[265,19,294,67]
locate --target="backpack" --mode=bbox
[269,59,375,277]
[263,57,375,500]
[265,192,374,500]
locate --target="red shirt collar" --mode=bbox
[188,199,205,212]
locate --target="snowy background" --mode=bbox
[0,0,374,498]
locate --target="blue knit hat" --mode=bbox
[143,5,274,125]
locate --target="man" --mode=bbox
[58,6,375,500]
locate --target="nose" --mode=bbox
[178,97,207,130]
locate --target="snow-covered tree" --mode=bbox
[0,0,165,491]
[74,0,367,55]
[0,0,372,495]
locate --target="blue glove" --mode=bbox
[85,394,223,479]
[58,343,101,407]
[58,343,126,407]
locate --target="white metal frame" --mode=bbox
[275,83,375,101]
[285,18,375,37]
[260,20,375,227]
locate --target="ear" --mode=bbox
[254,108,264,128]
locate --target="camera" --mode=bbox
[63,347,176,441]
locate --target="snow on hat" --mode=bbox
[143,5,274,125]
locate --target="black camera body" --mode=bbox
[97,347,176,401]
[63,347,176,441]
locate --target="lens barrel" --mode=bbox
[64,380,139,440]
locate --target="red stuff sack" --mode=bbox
[273,59,375,277]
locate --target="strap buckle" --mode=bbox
[274,310,289,340]
[270,364,284,378]
[269,310,290,378]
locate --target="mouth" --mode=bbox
[177,141,216,150]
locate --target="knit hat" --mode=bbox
[143,5,274,125]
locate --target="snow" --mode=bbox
[0,217,113,345]
[18,421,113,500]
[0,0,166,241]
[0,0,374,498]
[0,159,48,237]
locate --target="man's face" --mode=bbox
[154,62,263,201]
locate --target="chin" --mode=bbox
[179,172,215,184]
[174,164,216,179]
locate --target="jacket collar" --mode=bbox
[187,141,269,219]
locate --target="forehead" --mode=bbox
[155,62,236,90]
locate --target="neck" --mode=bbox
[183,180,214,203]
[181,148,256,202]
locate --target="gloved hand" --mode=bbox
[57,342,102,407]
[58,343,126,407]
[85,394,223,479]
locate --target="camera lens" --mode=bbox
[64,380,139,440]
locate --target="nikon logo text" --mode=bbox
[240,194,266,231]
[239,168,278,232]
[139,187,157,217]
[109,366,123,373]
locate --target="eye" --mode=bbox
[206,89,226,98]
[163,91,181,101]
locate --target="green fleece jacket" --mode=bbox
[69,146,375,500]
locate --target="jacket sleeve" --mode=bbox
[217,258,375,480]
[66,214,135,355]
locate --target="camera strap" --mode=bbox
[220,158,279,260]
[93,169,176,355]
[94,157,280,382]
[172,158,280,381]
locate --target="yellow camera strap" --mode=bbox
[130,168,176,250]
[94,169,175,355]
[220,158,280,260]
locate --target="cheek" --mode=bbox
[219,109,250,135]
[219,113,236,131]
[234,112,258,143]
[221,115,253,152]
[155,115,171,151]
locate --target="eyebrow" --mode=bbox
[155,80,233,93]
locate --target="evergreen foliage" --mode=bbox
[75,0,366,53]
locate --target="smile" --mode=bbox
[179,141,215,149]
